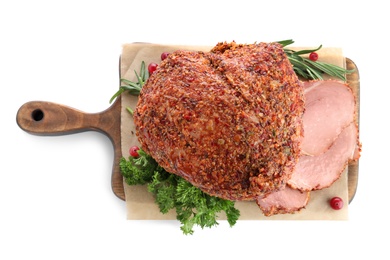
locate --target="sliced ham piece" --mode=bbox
[256,186,310,216]
[288,122,359,191]
[301,80,356,156]
[255,79,361,216]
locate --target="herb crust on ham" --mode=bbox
[134,42,305,201]
[132,41,361,217]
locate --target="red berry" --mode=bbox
[161,52,170,60]
[148,63,158,74]
[309,52,319,61]
[129,146,140,157]
[330,197,343,210]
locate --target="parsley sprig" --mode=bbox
[278,39,354,81]
[120,149,240,235]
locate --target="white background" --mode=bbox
[1,0,388,259]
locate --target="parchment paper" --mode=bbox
[120,43,349,220]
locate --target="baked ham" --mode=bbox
[288,80,360,192]
[256,186,310,216]
[263,80,360,215]
[288,122,359,191]
[301,80,356,156]
[134,41,361,216]
[134,42,305,201]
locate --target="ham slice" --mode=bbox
[288,122,359,191]
[301,80,356,156]
[256,79,360,216]
[256,186,310,216]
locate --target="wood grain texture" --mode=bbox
[16,97,124,200]
[15,58,360,203]
[345,58,360,203]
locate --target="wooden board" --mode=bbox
[16,57,360,203]
[345,58,360,202]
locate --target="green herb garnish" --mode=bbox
[120,149,240,235]
[109,61,149,103]
[278,39,354,81]
[110,40,353,102]
[114,40,354,234]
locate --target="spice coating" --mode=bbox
[134,42,305,201]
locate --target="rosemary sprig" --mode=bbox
[110,40,354,102]
[278,39,354,81]
[109,61,149,103]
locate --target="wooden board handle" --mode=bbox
[16,99,125,200]
[17,101,111,135]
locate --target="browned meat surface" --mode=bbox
[301,80,356,156]
[256,186,310,216]
[134,42,304,200]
